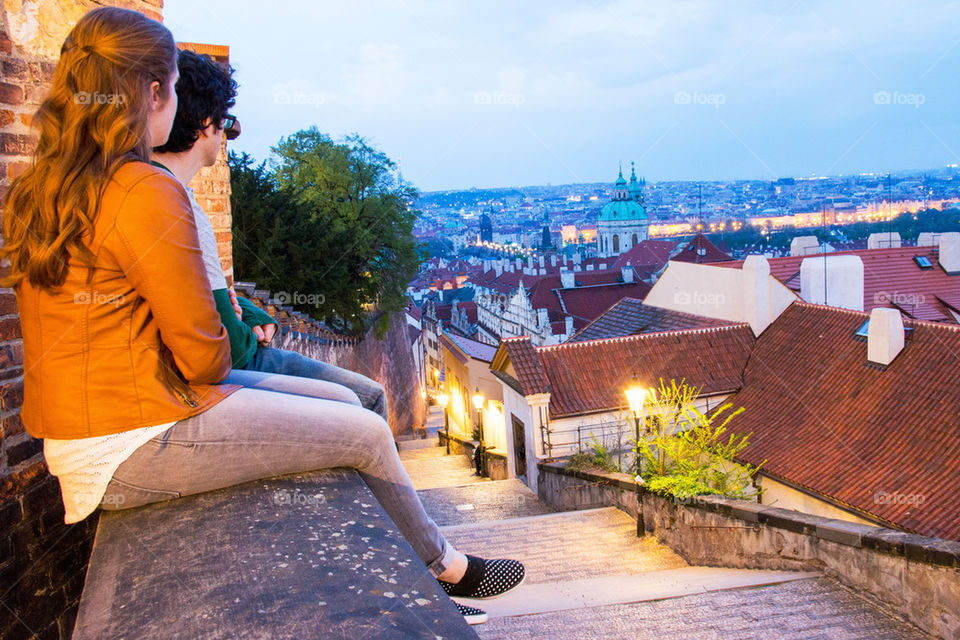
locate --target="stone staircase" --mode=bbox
[399,410,933,639]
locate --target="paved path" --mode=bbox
[400,429,932,640]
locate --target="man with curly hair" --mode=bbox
[152,50,390,423]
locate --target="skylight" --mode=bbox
[914,255,933,269]
[855,320,870,338]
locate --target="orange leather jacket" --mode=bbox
[16,161,240,439]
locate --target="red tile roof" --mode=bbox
[555,282,652,330]
[733,302,960,540]
[612,240,678,271]
[492,324,755,418]
[569,297,734,342]
[671,233,734,264]
[719,246,960,323]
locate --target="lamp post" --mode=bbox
[624,374,647,474]
[472,387,485,476]
[625,373,650,538]
[432,368,440,391]
[437,389,450,454]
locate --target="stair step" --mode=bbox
[467,568,822,619]
[401,453,488,490]
[397,439,442,453]
[441,507,689,583]
[417,480,554,526]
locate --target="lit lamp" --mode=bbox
[625,374,651,474]
[432,368,440,390]
[437,389,450,454]
[472,387,485,476]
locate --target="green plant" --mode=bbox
[567,436,620,473]
[632,379,763,500]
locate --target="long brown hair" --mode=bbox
[0,7,177,290]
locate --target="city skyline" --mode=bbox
[165,0,960,192]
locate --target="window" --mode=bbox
[914,255,933,269]
[855,320,869,338]
[613,234,620,253]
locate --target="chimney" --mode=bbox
[573,253,582,265]
[494,261,503,277]
[537,308,549,328]
[621,265,634,282]
[560,270,575,288]
[800,255,864,311]
[483,259,492,273]
[867,232,901,249]
[515,257,522,270]
[565,315,574,335]
[539,255,545,268]
[790,236,820,256]
[867,307,904,365]
[916,232,940,247]
[550,255,557,267]
[742,255,771,336]
[527,256,534,269]
[586,263,595,271]
[938,232,960,275]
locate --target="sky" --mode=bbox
[163,0,960,192]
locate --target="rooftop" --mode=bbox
[734,301,960,540]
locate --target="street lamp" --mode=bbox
[437,389,450,454]
[432,367,440,390]
[625,374,650,473]
[472,387,485,476]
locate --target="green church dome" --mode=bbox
[599,164,647,222]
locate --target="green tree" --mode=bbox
[229,129,421,336]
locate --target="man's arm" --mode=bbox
[237,295,278,346]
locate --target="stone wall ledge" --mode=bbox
[538,461,960,569]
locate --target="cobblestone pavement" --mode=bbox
[441,507,688,583]
[417,479,554,526]
[477,576,932,640]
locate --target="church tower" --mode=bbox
[597,162,649,257]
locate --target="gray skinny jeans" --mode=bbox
[100,370,456,577]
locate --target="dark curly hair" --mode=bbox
[153,49,237,154]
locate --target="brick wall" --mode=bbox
[0,2,163,639]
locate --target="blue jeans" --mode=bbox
[101,370,455,576]
[243,347,388,423]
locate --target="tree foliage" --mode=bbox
[229,129,421,336]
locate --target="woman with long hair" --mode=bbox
[2,6,522,626]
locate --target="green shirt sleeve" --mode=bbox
[212,288,259,369]
[237,295,278,329]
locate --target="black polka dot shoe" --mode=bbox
[454,601,488,625]
[439,555,525,599]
